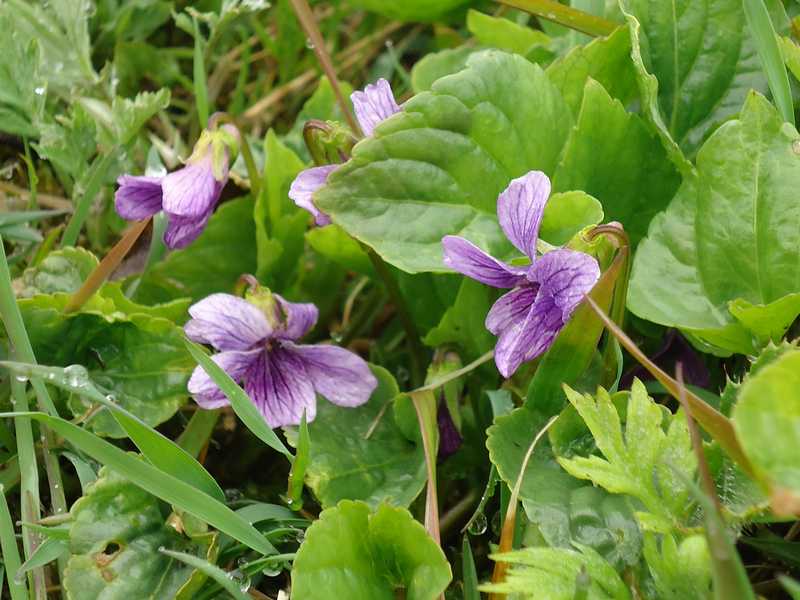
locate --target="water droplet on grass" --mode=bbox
[467,512,487,535]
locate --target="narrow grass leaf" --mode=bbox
[462,536,480,600]
[15,538,67,578]
[287,412,310,510]
[0,485,27,600]
[193,17,210,127]
[0,411,276,556]
[0,361,225,503]
[743,0,794,125]
[159,548,250,600]
[185,340,292,459]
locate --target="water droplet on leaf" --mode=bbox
[14,375,28,383]
[64,364,89,388]
[467,512,487,536]
[228,569,251,592]
[225,488,243,502]
[305,38,315,49]
[34,87,45,96]
[793,139,800,155]
[262,564,282,577]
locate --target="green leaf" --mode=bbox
[287,413,311,510]
[108,89,170,146]
[539,190,604,246]
[15,247,97,297]
[315,50,574,273]
[306,225,374,276]
[185,341,292,459]
[781,36,800,83]
[642,533,712,599]
[0,16,45,137]
[256,130,308,286]
[552,79,681,244]
[135,197,257,304]
[467,9,550,55]
[423,278,496,361]
[628,92,800,355]
[16,537,68,578]
[291,500,451,600]
[482,544,630,600]
[344,0,470,21]
[19,293,194,437]
[545,26,637,116]
[35,104,97,183]
[732,348,800,508]
[303,366,426,509]
[410,46,478,94]
[556,380,696,530]
[619,0,766,160]
[2,411,276,556]
[63,467,215,600]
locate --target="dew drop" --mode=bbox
[295,529,306,544]
[14,375,28,383]
[466,512,487,536]
[330,331,343,343]
[34,86,45,96]
[305,38,315,49]
[64,364,89,388]
[262,564,282,577]
[158,546,166,552]
[105,394,116,404]
[793,139,800,155]
[228,569,251,592]
[13,571,26,585]
[224,488,243,502]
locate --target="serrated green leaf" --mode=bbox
[291,500,451,600]
[642,533,712,599]
[482,544,630,599]
[628,92,800,355]
[0,17,46,137]
[108,89,170,146]
[315,50,574,273]
[34,104,97,182]
[556,380,696,528]
[303,366,426,509]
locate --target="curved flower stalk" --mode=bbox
[185,284,378,428]
[115,121,240,249]
[289,78,400,225]
[442,171,601,378]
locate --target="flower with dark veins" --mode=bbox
[115,122,239,249]
[289,78,401,224]
[185,286,377,428]
[442,171,601,378]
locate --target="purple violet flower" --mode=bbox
[115,124,239,249]
[442,171,601,378]
[289,78,401,224]
[185,289,378,428]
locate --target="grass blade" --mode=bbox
[497,0,617,37]
[462,535,480,600]
[159,548,250,600]
[287,412,310,510]
[743,0,795,125]
[0,411,277,557]
[193,17,210,128]
[185,340,292,459]
[15,538,67,578]
[0,361,225,503]
[0,485,27,600]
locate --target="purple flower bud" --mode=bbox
[288,165,337,226]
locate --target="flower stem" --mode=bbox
[213,114,262,199]
[364,247,427,387]
[288,0,360,135]
[414,350,494,393]
[496,0,618,36]
[64,218,150,313]
[410,390,441,545]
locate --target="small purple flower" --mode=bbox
[115,124,239,249]
[185,289,378,428]
[442,171,601,378]
[289,78,401,224]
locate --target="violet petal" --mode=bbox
[286,342,377,407]
[485,285,538,336]
[245,346,317,428]
[161,157,224,217]
[163,209,213,249]
[289,165,336,226]
[185,293,273,351]
[528,248,600,321]
[494,293,563,378]
[114,174,164,221]
[437,399,462,459]
[274,294,319,341]
[351,78,400,136]
[497,171,551,259]
[442,235,526,289]
[187,349,260,408]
